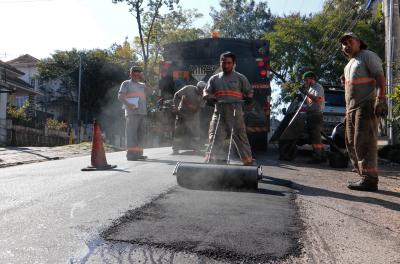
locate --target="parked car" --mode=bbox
[323,86,346,135]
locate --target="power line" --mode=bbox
[316,1,359,56]
[0,0,55,3]
[315,0,342,48]
[323,3,370,67]
[318,1,368,64]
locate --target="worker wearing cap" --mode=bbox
[172,81,206,155]
[118,66,152,161]
[340,32,387,191]
[300,71,325,163]
[203,51,254,165]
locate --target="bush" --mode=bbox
[46,118,68,131]
[6,101,30,121]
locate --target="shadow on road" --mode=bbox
[6,147,60,160]
[264,175,400,212]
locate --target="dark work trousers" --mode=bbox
[207,103,253,164]
[126,115,146,158]
[345,102,378,178]
[172,111,200,151]
[306,112,324,160]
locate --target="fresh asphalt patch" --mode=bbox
[103,177,302,263]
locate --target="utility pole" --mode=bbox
[384,0,400,145]
[77,54,82,144]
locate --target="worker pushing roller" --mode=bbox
[174,51,262,190]
[204,51,255,166]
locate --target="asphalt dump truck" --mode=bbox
[155,37,272,152]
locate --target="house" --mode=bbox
[7,54,77,124]
[0,59,40,144]
[0,59,40,112]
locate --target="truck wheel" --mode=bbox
[279,140,297,161]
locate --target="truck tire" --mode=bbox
[279,140,297,161]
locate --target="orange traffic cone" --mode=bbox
[82,120,117,171]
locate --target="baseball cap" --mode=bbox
[130,66,143,73]
[339,32,367,49]
[302,71,316,80]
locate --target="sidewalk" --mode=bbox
[0,143,122,168]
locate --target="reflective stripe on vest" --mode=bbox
[214,90,243,98]
[345,77,376,86]
[126,92,145,98]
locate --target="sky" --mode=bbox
[0,0,324,62]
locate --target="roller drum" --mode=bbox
[173,162,262,190]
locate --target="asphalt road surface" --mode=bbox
[0,147,300,263]
[1,146,399,263]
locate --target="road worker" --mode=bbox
[300,71,325,164]
[340,32,387,191]
[118,66,152,161]
[203,51,254,165]
[172,81,206,154]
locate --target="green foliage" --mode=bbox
[109,38,139,69]
[393,84,400,120]
[113,0,180,78]
[264,0,385,104]
[137,6,204,83]
[38,48,128,122]
[210,0,273,39]
[6,101,30,121]
[46,118,68,131]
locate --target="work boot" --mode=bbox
[172,149,179,155]
[136,155,148,160]
[243,160,256,166]
[347,176,378,192]
[127,155,147,161]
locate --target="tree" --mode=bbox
[37,49,128,123]
[136,6,204,82]
[264,0,385,104]
[113,0,179,79]
[109,37,139,70]
[210,0,274,39]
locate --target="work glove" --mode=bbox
[374,97,388,117]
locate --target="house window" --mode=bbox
[16,96,29,108]
[30,78,36,87]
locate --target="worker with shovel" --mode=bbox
[203,51,254,165]
[300,71,325,164]
[172,81,206,155]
